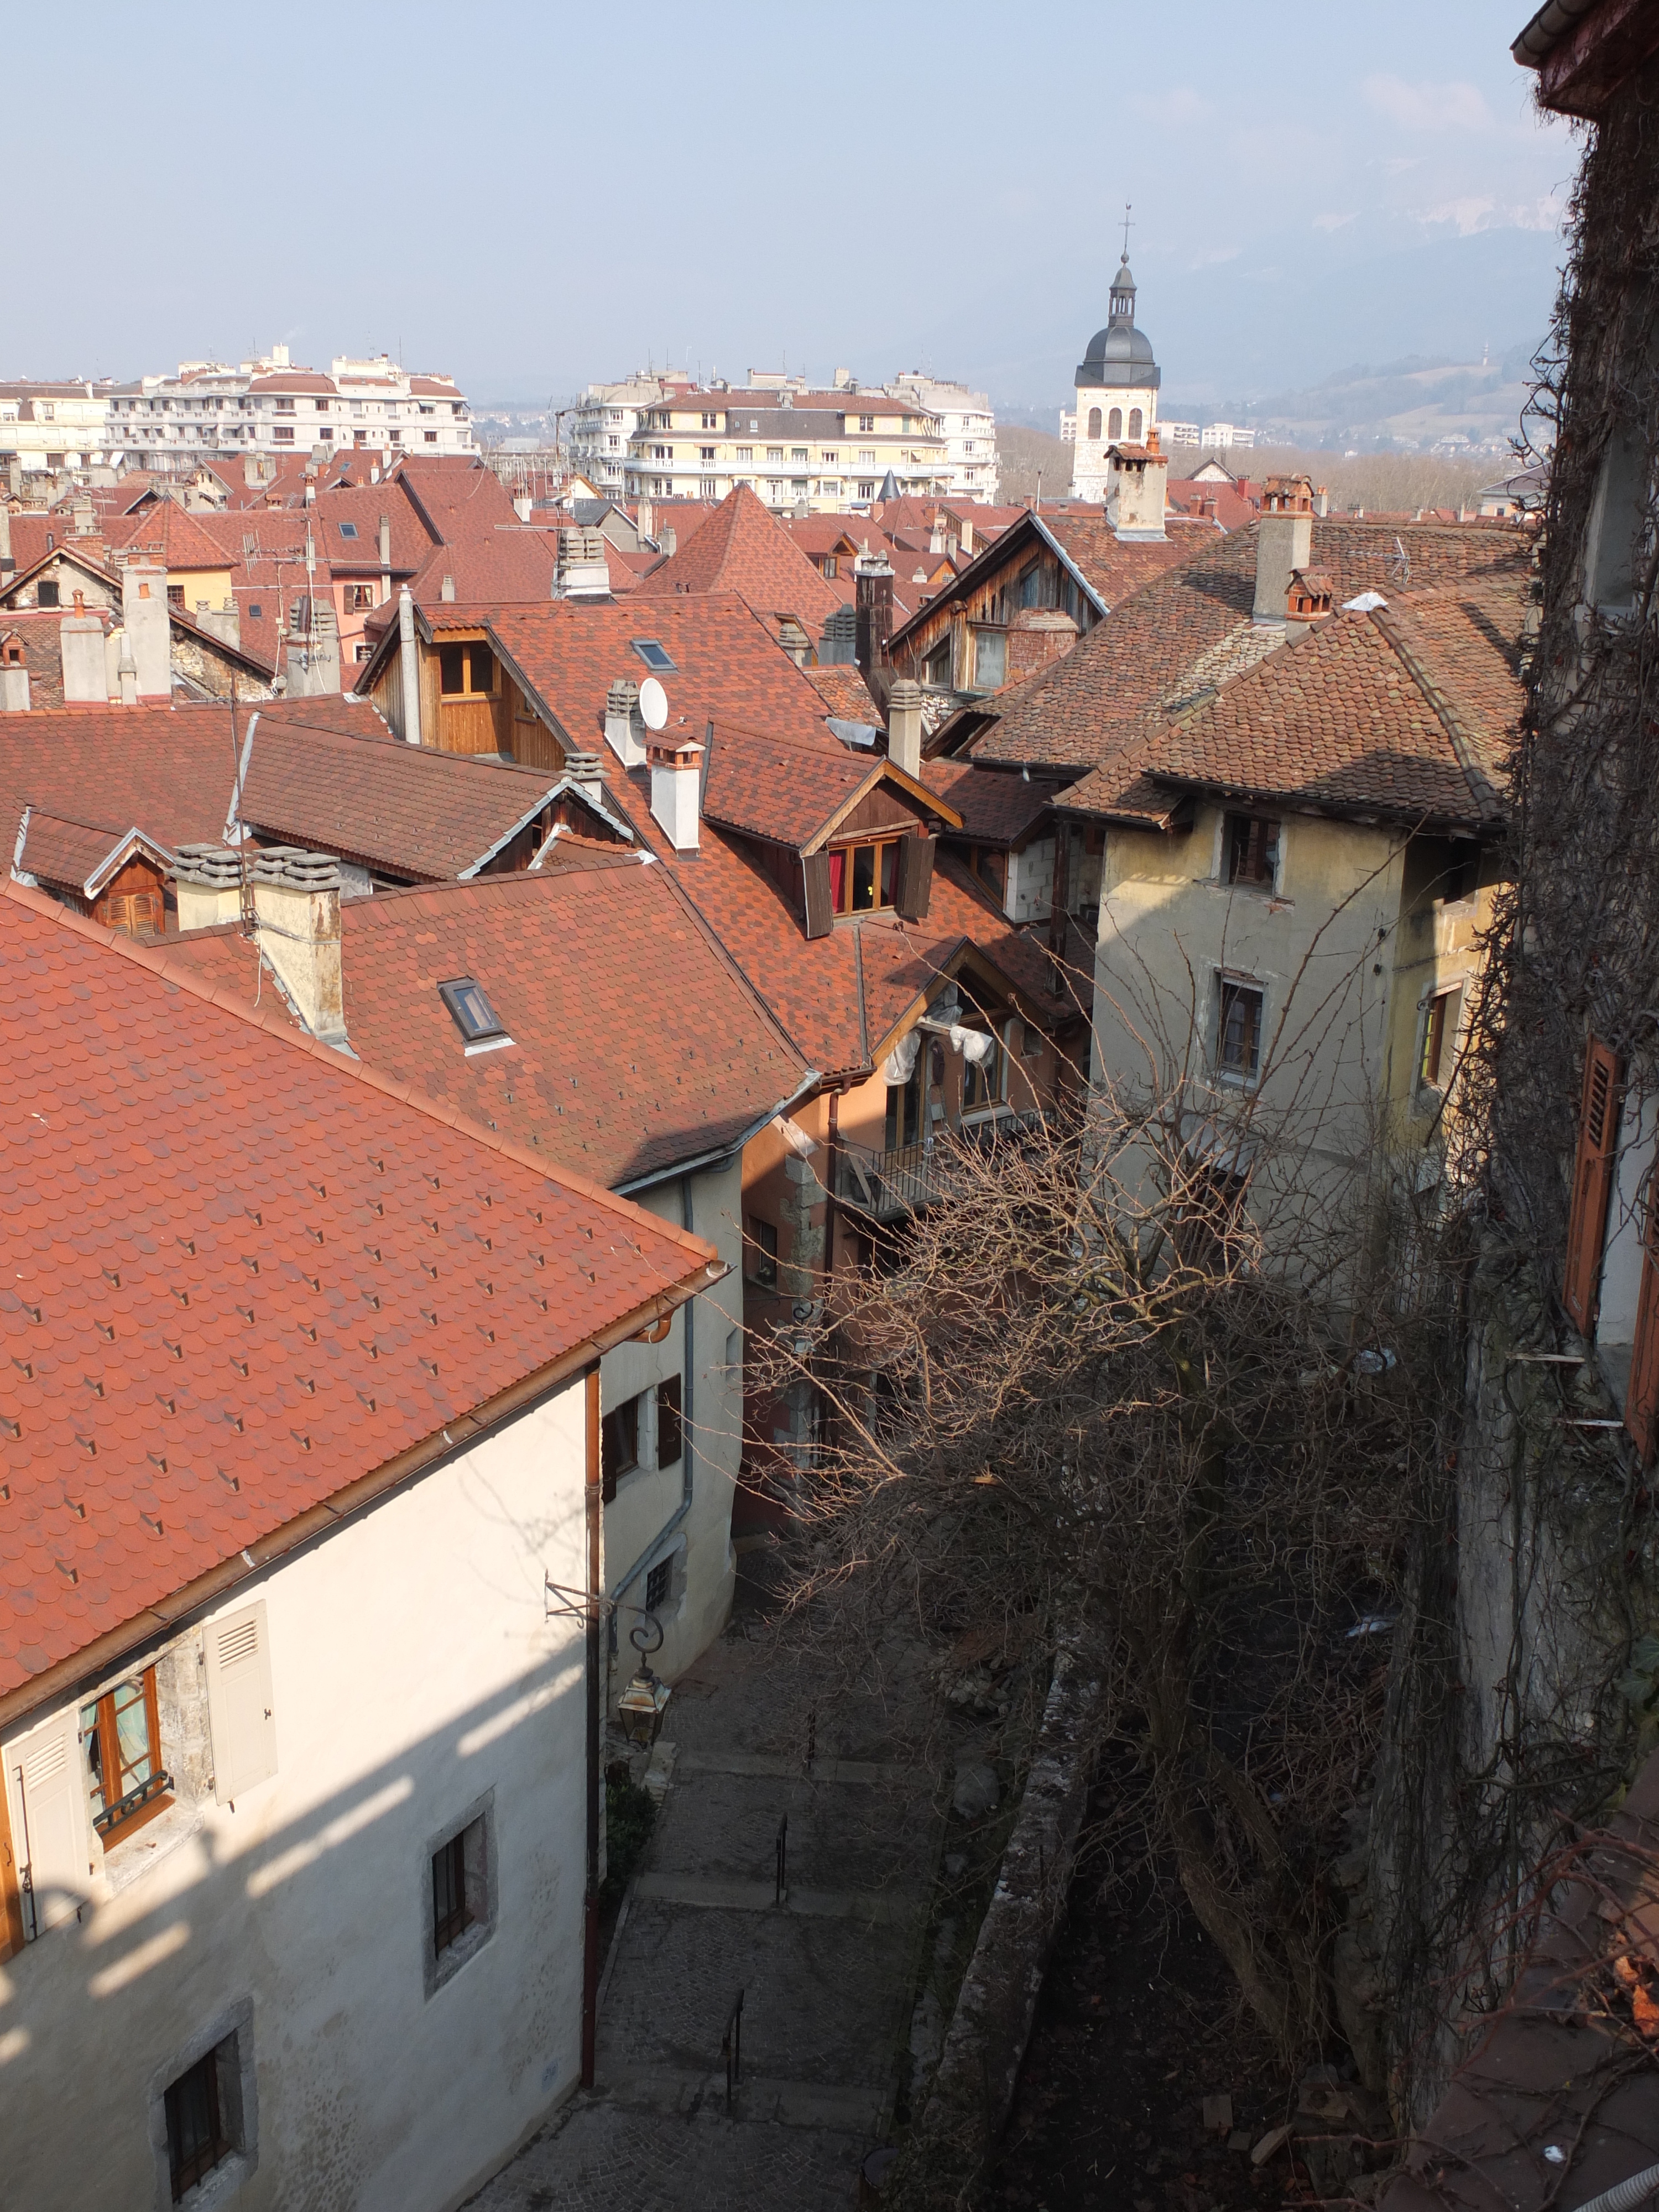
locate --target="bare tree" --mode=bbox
[748,969,1459,2068]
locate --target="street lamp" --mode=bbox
[616,1613,670,1747]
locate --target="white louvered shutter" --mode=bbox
[11,1710,90,1937]
[205,1602,278,1803]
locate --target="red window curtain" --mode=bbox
[827,850,846,912]
[1563,1037,1622,1333]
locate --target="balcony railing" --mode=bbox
[834,1112,1036,1219]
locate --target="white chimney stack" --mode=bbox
[251,849,348,1047]
[604,678,647,768]
[1254,476,1316,625]
[397,583,422,746]
[121,561,171,697]
[886,677,924,779]
[60,604,107,705]
[649,735,703,852]
[0,638,29,713]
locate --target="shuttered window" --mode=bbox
[895,834,935,921]
[1626,1194,1659,1464]
[205,1602,278,1804]
[1563,1038,1623,1334]
[8,1709,90,1939]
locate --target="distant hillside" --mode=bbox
[997,425,1072,502]
[1161,345,1540,459]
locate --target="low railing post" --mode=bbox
[722,1987,744,2110]
[775,1812,788,1905]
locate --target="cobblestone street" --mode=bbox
[466,1616,941,2211]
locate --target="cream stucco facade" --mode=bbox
[1089,802,1497,1259]
[0,1377,592,2212]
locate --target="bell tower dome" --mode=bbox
[1067,213,1162,506]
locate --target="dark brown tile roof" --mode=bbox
[969,518,1531,772]
[924,758,1065,845]
[1060,572,1525,833]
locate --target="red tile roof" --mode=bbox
[0,880,712,1704]
[168,855,812,1186]
[634,485,842,631]
[105,504,236,574]
[922,759,1065,845]
[15,812,169,897]
[805,665,881,722]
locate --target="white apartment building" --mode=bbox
[105,347,476,474]
[566,374,685,497]
[0,382,119,476]
[1199,422,1256,450]
[887,373,1000,502]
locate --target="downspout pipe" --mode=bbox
[608,1172,699,1607]
[581,1364,602,2089]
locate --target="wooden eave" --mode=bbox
[799,760,964,856]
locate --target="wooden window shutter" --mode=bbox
[1626,1198,1659,1464]
[0,1753,27,1960]
[9,1709,90,1938]
[1563,1037,1623,1333]
[205,1601,278,1804]
[802,849,833,939]
[894,833,936,921]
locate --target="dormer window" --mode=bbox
[437,977,512,1054]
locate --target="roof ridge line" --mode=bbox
[0,878,710,1265]
[1370,607,1503,826]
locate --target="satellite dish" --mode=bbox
[638,677,669,731]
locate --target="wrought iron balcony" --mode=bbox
[834,1136,945,1218]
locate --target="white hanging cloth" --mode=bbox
[881,1030,922,1085]
[950,1024,997,1066]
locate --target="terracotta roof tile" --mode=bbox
[635,486,842,631]
[0,881,711,1702]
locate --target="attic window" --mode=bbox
[337,521,359,540]
[632,639,675,674]
[248,603,263,619]
[437,977,513,1055]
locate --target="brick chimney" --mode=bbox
[1254,476,1316,625]
[121,561,171,697]
[59,604,107,704]
[887,677,924,779]
[604,677,647,768]
[649,734,704,852]
[0,634,30,713]
[1106,427,1168,540]
[855,547,895,709]
[252,848,348,1047]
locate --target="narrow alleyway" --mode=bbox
[467,1614,940,2211]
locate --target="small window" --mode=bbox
[347,583,375,611]
[81,1666,170,1843]
[426,1802,493,1991]
[438,641,495,697]
[1218,979,1264,1081]
[273,426,294,443]
[248,602,262,619]
[748,1217,779,1287]
[165,2046,232,2201]
[1225,813,1280,888]
[656,1373,683,1468]
[166,583,184,607]
[1128,408,1144,441]
[337,520,358,539]
[601,1395,640,1501]
[1421,987,1463,1091]
[632,638,675,674]
[962,1032,1005,1112]
[645,1557,672,1614]
[973,628,1006,690]
[36,581,60,609]
[885,1067,922,1152]
[437,976,509,1050]
[1087,406,1102,440]
[859,414,875,433]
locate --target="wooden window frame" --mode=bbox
[165,2048,230,2201]
[655,1373,684,1469]
[437,640,497,700]
[601,1395,640,1503]
[1225,812,1281,889]
[1421,987,1462,1091]
[431,1829,473,1955]
[1564,1037,1623,1335]
[747,1217,779,1288]
[1217,978,1265,1083]
[828,836,902,917]
[81,1665,171,1845]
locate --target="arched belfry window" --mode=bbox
[1128,408,1144,442]
[1108,407,1123,440]
[1087,407,1102,441]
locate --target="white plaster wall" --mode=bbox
[599,1158,743,1689]
[1006,836,1055,923]
[0,1378,589,2212]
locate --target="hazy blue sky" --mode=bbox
[9,1,1578,414]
